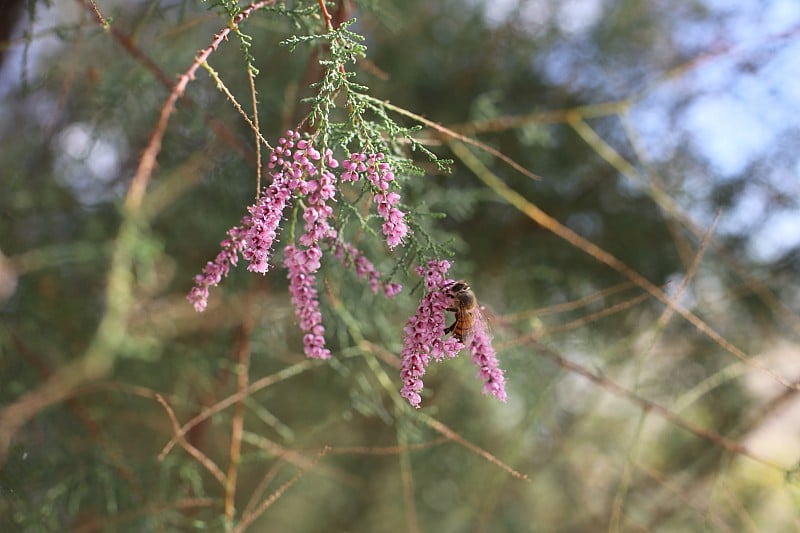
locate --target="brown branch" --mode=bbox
[158,359,320,459]
[318,0,334,31]
[417,413,529,481]
[84,0,107,26]
[115,1,277,214]
[532,342,788,471]
[0,219,139,465]
[155,394,226,486]
[234,447,330,533]
[363,95,543,182]
[224,319,255,522]
[78,0,253,164]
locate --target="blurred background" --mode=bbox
[2,0,800,531]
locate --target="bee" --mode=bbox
[443,280,478,344]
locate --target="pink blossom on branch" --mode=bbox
[284,244,331,359]
[241,172,292,274]
[341,152,409,248]
[332,241,402,298]
[468,316,507,402]
[188,131,315,311]
[298,167,338,247]
[400,260,463,407]
[187,131,406,362]
[400,260,508,407]
[187,226,247,312]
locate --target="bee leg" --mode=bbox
[444,320,456,335]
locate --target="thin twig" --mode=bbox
[498,291,651,350]
[325,438,450,455]
[84,0,107,26]
[362,94,543,181]
[397,427,420,533]
[242,461,285,519]
[202,63,272,156]
[609,215,719,532]
[498,281,635,324]
[242,432,360,486]
[155,394,226,486]
[123,1,277,213]
[581,111,800,339]
[417,413,529,481]
[71,498,219,533]
[248,67,263,194]
[318,0,334,31]
[224,320,254,523]
[234,447,330,533]
[78,0,254,163]
[531,343,788,471]
[159,359,320,459]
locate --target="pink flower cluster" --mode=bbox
[400,260,507,408]
[400,260,463,407]
[341,153,408,248]
[283,142,338,359]
[284,244,330,359]
[187,226,247,312]
[333,241,402,298]
[469,316,507,402]
[187,132,314,312]
[188,131,405,361]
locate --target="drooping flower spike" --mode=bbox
[188,131,403,358]
[333,241,402,298]
[400,260,507,407]
[341,152,408,248]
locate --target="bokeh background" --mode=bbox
[2,0,800,531]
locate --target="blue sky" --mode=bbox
[485,0,800,263]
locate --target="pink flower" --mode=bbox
[340,152,409,248]
[333,241,403,297]
[381,212,408,248]
[468,317,507,402]
[384,282,402,298]
[299,167,338,247]
[399,260,463,407]
[241,173,292,274]
[186,226,247,312]
[284,244,330,359]
[399,260,508,407]
[341,153,366,182]
[188,131,322,310]
[366,154,408,248]
[188,133,415,366]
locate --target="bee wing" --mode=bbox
[474,304,495,338]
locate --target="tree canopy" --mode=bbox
[2,1,800,531]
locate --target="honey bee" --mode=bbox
[443,280,478,344]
